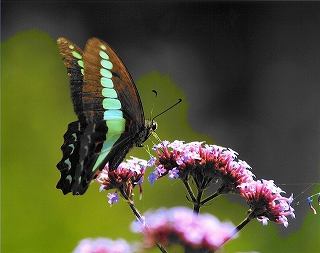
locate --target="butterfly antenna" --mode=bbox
[152,98,182,121]
[149,90,158,119]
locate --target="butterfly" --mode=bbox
[56,37,157,195]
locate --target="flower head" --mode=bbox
[95,157,150,202]
[131,206,236,252]
[239,179,295,227]
[72,238,133,253]
[149,140,255,194]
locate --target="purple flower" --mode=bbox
[72,238,133,253]
[239,180,295,227]
[147,156,156,167]
[148,172,157,186]
[95,157,151,203]
[107,192,119,205]
[149,140,255,193]
[131,206,236,251]
[155,165,166,176]
[168,168,179,179]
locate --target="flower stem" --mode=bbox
[227,216,252,245]
[183,180,197,203]
[128,202,168,253]
[128,202,143,221]
[215,216,252,252]
[193,188,204,214]
[200,191,219,205]
[235,215,253,233]
[156,243,168,253]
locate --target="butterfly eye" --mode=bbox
[152,122,157,131]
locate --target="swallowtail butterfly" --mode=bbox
[56,37,156,195]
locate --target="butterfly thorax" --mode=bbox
[135,120,157,147]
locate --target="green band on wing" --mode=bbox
[100,68,112,78]
[91,134,119,172]
[102,88,117,98]
[101,78,114,88]
[101,59,113,70]
[91,119,126,172]
[104,109,123,120]
[103,98,121,109]
[72,51,82,59]
[106,118,126,133]
[100,44,107,51]
[77,60,84,68]
[99,50,109,60]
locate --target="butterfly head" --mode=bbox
[135,120,157,147]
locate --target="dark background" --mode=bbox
[2,1,319,252]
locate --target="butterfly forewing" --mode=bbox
[57,38,86,122]
[82,38,144,126]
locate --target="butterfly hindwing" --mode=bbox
[73,126,137,194]
[56,121,84,194]
[72,120,108,194]
[56,119,122,195]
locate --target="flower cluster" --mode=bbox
[148,140,295,227]
[131,206,236,252]
[239,180,295,227]
[148,140,255,194]
[94,141,295,229]
[72,238,133,253]
[95,157,149,204]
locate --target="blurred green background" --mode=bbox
[2,2,320,252]
[2,29,319,253]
